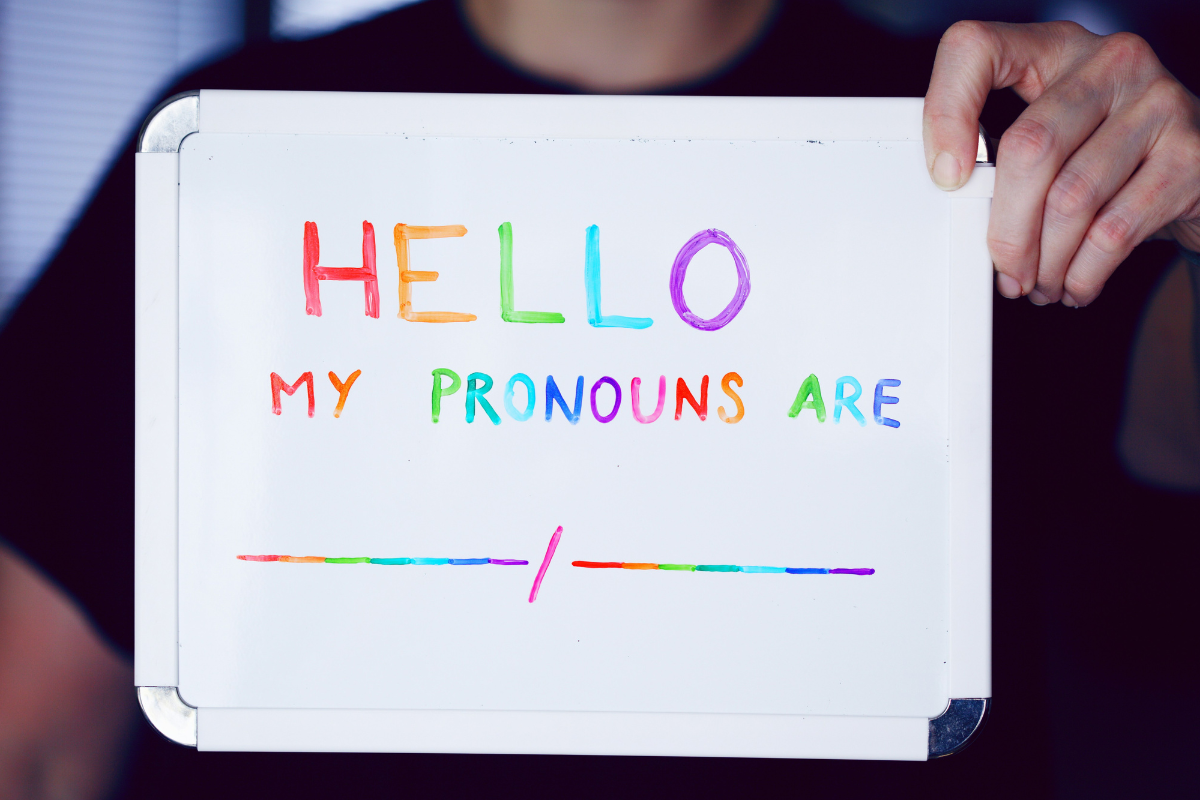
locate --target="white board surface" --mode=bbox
[175,129,961,721]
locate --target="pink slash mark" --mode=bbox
[528,526,562,603]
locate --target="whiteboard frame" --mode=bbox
[135,90,993,759]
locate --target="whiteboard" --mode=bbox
[136,92,994,758]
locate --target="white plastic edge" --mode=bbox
[134,153,180,687]
[138,687,197,747]
[197,707,928,759]
[153,93,994,746]
[946,166,994,698]
[199,90,927,141]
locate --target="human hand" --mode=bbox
[923,21,1200,306]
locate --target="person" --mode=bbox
[0,1,1196,797]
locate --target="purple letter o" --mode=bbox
[590,376,621,423]
[668,229,751,332]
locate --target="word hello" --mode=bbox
[303,221,750,331]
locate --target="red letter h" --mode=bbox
[304,221,380,317]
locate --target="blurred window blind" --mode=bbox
[273,0,413,39]
[0,0,241,321]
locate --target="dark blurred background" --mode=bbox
[0,2,1196,798]
[1,0,1197,325]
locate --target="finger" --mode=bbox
[1062,147,1200,306]
[988,70,1118,300]
[1033,106,1157,303]
[923,21,1088,192]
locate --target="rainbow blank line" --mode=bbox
[572,561,874,575]
[237,555,529,565]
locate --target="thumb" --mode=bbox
[923,21,1064,190]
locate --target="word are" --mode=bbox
[788,374,902,428]
[430,370,745,425]
[303,221,750,332]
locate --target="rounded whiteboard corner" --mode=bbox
[976,125,996,165]
[137,686,198,747]
[137,91,200,154]
[928,697,990,759]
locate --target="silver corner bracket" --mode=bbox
[976,124,997,165]
[137,91,200,154]
[137,686,197,747]
[928,697,990,758]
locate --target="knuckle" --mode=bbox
[1035,278,1063,297]
[1052,20,1090,39]
[1087,210,1138,256]
[999,117,1059,167]
[940,20,994,53]
[925,109,965,131]
[987,234,1032,268]
[1045,167,1101,221]
[1098,31,1155,71]
[1143,77,1193,121]
[1044,21,1096,63]
[1062,272,1098,301]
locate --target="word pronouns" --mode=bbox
[430,371,744,425]
[302,221,749,332]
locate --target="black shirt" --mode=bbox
[1,1,1194,796]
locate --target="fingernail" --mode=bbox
[1061,292,1078,307]
[1028,289,1050,306]
[996,272,1022,298]
[932,152,961,190]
